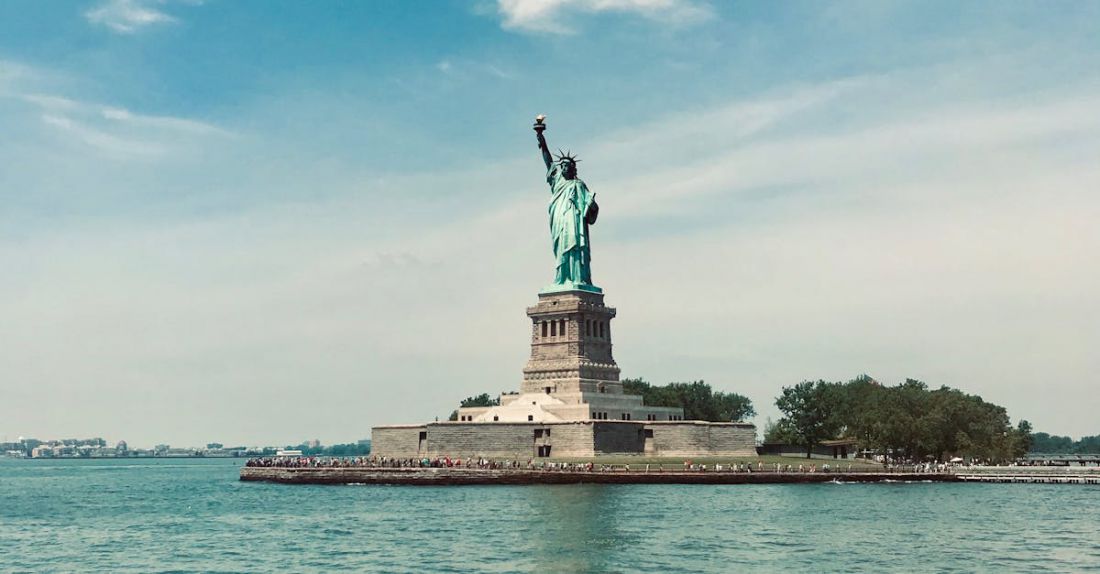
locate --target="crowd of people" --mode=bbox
[886,461,953,473]
[245,455,881,473]
[245,455,530,470]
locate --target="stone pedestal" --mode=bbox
[522,290,620,396]
[455,289,683,423]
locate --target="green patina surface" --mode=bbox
[535,117,601,294]
[540,282,603,294]
[543,160,599,293]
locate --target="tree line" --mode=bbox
[446,382,755,423]
[1029,433,1100,454]
[447,393,501,421]
[766,376,1032,462]
[283,442,372,457]
[621,379,755,422]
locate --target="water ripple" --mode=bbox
[1,459,1099,573]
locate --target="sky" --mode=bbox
[1,0,1098,448]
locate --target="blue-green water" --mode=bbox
[2,458,1099,573]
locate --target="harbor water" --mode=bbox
[2,458,1098,573]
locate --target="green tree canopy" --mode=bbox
[776,375,1033,462]
[447,393,501,421]
[289,442,371,456]
[1077,436,1100,454]
[775,380,843,458]
[460,393,500,408]
[1030,432,1075,453]
[762,417,796,444]
[1029,432,1100,454]
[622,378,755,422]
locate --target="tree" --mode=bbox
[1076,435,1100,454]
[460,393,499,408]
[450,380,756,422]
[775,380,843,458]
[1012,420,1033,457]
[762,417,795,444]
[447,393,501,421]
[622,378,755,421]
[1029,432,1074,453]
[823,375,1033,462]
[831,375,886,451]
[325,442,371,456]
[1028,432,1100,454]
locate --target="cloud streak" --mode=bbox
[436,58,514,80]
[85,0,180,34]
[41,113,166,158]
[496,0,712,33]
[13,88,232,159]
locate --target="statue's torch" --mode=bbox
[534,114,552,169]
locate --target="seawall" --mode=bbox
[239,467,959,486]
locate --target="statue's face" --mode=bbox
[561,160,577,179]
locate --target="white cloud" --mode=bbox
[435,57,513,79]
[605,91,1100,218]
[14,90,232,159]
[20,93,82,110]
[99,106,231,136]
[1,61,228,162]
[0,59,63,97]
[496,0,712,33]
[41,113,166,158]
[0,60,32,90]
[85,0,178,34]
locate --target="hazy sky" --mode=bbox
[2,1,1098,447]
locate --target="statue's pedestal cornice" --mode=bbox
[539,283,602,295]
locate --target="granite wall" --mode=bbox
[371,420,757,459]
[371,425,426,458]
[647,422,756,457]
[425,423,542,459]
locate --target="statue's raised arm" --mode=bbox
[533,115,553,171]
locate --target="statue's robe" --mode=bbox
[547,162,597,286]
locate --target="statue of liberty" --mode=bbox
[533,115,601,293]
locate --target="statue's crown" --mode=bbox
[555,149,580,164]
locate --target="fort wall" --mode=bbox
[371,425,425,459]
[371,421,756,459]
